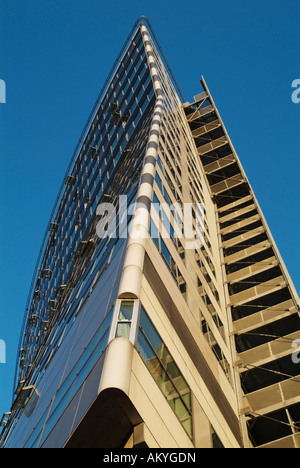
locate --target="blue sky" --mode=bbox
[0,0,299,421]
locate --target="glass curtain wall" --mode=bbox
[15,26,156,395]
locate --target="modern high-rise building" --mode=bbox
[1,17,299,449]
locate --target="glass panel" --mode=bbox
[150,217,159,241]
[137,327,156,363]
[137,307,193,440]
[182,417,193,439]
[212,428,224,448]
[152,192,160,212]
[160,239,171,268]
[155,172,163,193]
[174,396,189,421]
[116,322,131,339]
[149,356,167,392]
[166,357,181,381]
[38,330,108,446]
[139,308,162,352]
[161,207,170,234]
[119,301,134,320]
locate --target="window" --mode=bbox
[212,427,224,448]
[16,27,154,388]
[155,172,163,193]
[137,307,193,439]
[150,227,186,300]
[115,300,134,340]
[201,316,232,386]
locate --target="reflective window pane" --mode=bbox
[116,322,131,340]
[137,307,193,440]
[119,301,134,320]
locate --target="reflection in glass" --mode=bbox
[116,322,131,340]
[137,307,193,439]
[115,300,134,339]
[119,301,134,320]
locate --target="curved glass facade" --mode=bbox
[16,27,156,389]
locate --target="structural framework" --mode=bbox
[1,17,299,448]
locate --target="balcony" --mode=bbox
[227,256,277,285]
[210,174,245,196]
[228,276,286,307]
[185,104,214,122]
[219,202,257,224]
[224,240,271,265]
[204,154,235,175]
[220,214,261,236]
[233,300,297,335]
[218,194,253,214]
[197,136,228,156]
[191,119,221,138]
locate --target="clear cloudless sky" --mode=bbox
[0,0,299,421]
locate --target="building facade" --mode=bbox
[1,17,299,448]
